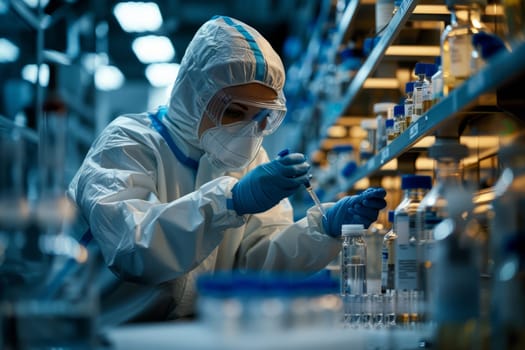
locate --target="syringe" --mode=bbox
[278,149,327,221]
[304,176,328,221]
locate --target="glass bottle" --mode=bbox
[431,56,443,105]
[394,175,432,292]
[341,224,367,296]
[386,118,396,145]
[359,119,377,161]
[490,132,525,349]
[374,102,396,152]
[416,138,469,318]
[413,62,429,122]
[381,210,397,293]
[441,0,489,95]
[393,104,406,136]
[423,63,437,113]
[404,82,414,127]
[432,190,481,350]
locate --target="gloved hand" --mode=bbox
[323,187,387,237]
[232,152,311,215]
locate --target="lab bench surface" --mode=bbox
[104,322,432,350]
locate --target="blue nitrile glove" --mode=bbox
[231,152,311,215]
[323,187,387,237]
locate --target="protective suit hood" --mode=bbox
[166,15,286,152]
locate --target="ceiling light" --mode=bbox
[0,38,19,63]
[326,125,347,138]
[113,2,163,32]
[415,157,434,170]
[21,64,49,86]
[485,4,504,16]
[413,136,435,148]
[95,65,125,91]
[132,35,175,63]
[385,45,441,57]
[363,78,399,89]
[145,63,180,87]
[81,53,109,74]
[381,158,398,170]
[381,176,401,190]
[460,135,500,149]
[413,5,449,15]
[354,177,370,190]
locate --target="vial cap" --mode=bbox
[385,119,395,128]
[388,210,395,223]
[360,119,377,130]
[401,174,432,190]
[405,81,415,93]
[373,102,396,114]
[425,63,438,78]
[428,138,469,160]
[394,104,404,116]
[414,62,428,75]
[341,224,365,236]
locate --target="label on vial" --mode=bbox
[414,86,423,111]
[395,214,417,290]
[450,35,472,77]
[404,103,413,120]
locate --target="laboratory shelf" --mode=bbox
[342,40,525,188]
[320,0,419,133]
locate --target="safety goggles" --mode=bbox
[205,89,286,137]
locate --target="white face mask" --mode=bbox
[201,121,263,171]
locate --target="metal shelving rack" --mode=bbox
[293,0,525,195]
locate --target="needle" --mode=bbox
[278,149,327,221]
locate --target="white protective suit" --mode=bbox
[67,16,340,325]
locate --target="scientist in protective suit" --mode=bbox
[67,15,386,325]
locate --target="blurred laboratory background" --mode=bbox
[1,0,525,349]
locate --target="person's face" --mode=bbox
[198,83,278,138]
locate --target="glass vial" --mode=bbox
[381,210,397,293]
[413,62,429,122]
[404,82,415,126]
[341,224,367,296]
[374,102,396,152]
